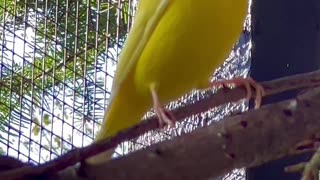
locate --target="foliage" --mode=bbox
[0,0,134,159]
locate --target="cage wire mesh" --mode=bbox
[0,0,251,179]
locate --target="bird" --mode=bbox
[86,0,263,165]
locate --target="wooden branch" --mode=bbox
[82,87,320,180]
[2,69,320,180]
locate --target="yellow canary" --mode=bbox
[87,0,249,164]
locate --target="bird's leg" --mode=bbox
[150,86,175,128]
[211,77,265,109]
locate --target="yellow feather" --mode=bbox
[87,0,247,164]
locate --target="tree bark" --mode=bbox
[79,88,320,180]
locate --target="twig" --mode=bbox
[2,70,320,179]
[301,146,320,180]
[285,162,307,174]
[286,145,320,180]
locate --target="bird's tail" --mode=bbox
[86,84,150,165]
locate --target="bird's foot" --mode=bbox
[154,105,175,128]
[211,77,265,109]
[150,86,175,128]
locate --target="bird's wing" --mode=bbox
[110,0,171,95]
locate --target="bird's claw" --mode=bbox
[211,77,265,109]
[154,105,175,128]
